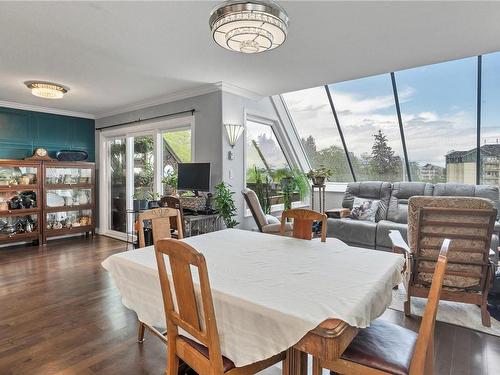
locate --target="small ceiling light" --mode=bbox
[224,123,244,159]
[209,0,289,54]
[25,81,69,99]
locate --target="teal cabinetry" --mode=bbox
[0,107,95,161]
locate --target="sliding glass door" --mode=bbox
[99,117,194,240]
[109,138,127,233]
[133,134,155,201]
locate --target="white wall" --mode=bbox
[94,91,223,230]
[94,89,347,233]
[221,92,281,229]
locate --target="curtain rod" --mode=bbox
[96,109,195,131]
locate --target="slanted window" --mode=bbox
[282,87,354,182]
[245,119,302,213]
[394,57,477,183]
[328,74,405,182]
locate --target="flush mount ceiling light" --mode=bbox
[25,81,69,99]
[209,0,289,54]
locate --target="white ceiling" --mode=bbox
[1,1,500,118]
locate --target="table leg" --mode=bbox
[283,347,307,375]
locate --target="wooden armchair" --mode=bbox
[154,238,286,375]
[136,207,183,343]
[315,239,450,375]
[280,208,327,242]
[389,196,497,327]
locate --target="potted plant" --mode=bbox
[132,190,149,211]
[306,166,332,186]
[279,168,309,210]
[213,182,239,228]
[252,167,272,214]
[147,192,162,209]
[161,172,178,196]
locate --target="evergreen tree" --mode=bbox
[301,135,317,162]
[370,130,401,177]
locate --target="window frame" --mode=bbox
[280,55,488,187]
[98,115,195,241]
[243,112,308,216]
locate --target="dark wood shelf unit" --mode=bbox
[0,208,40,216]
[44,225,94,236]
[45,204,93,213]
[42,161,96,244]
[0,231,40,242]
[44,183,94,190]
[0,159,42,246]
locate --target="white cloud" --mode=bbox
[283,85,476,167]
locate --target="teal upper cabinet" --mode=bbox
[0,107,95,161]
[0,108,31,145]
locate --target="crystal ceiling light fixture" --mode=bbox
[25,81,69,99]
[209,0,289,54]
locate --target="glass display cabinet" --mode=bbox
[42,161,95,244]
[0,160,42,245]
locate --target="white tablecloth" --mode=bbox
[102,229,404,367]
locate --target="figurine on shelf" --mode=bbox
[19,191,36,208]
[8,196,22,210]
[0,201,8,211]
[19,175,30,185]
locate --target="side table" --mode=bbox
[310,184,326,213]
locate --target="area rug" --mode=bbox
[390,286,500,337]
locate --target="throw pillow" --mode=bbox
[265,214,280,224]
[349,198,380,222]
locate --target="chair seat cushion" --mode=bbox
[262,222,292,234]
[340,320,417,375]
[180,335,236,372]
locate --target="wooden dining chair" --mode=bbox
[314,238,451,375]
[280,208,327,242]
[155,238,286,375]
[160,195,186,239]
[137,207,184,248]
[136,207,183,344]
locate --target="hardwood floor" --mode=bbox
[0,235,499,375]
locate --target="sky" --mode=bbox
[282,51,500,168]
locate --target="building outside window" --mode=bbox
[281,54,500,187]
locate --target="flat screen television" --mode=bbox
[177,163,211,193]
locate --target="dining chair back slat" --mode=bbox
[137,207,183,248]
[155,239,224,372]
[155,238,286,375]
[409,238,450,374]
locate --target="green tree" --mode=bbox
[369,130,401,179]
[301,135,317,163]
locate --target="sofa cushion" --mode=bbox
[387,182,434,224]
[349,198,380,222]
[343,182,392,222]
[327,218,377,248]
[376,220,408,250]
[433,183,499,219]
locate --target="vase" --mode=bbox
[312,176,326,186]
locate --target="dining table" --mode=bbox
[102,228,405,375]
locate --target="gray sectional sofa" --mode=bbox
[327,181,500,260]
